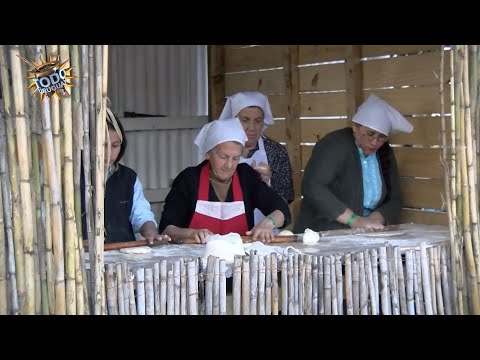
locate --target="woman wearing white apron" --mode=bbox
[219,91,294,233]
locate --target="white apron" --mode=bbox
[240,137,279,234]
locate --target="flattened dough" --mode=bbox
[119,246,153,254]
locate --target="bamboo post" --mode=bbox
[135,268,145,315]
[433,247,445,315]
[213,257,219,315]
[153,262,160,315]
[281,256,287,315]
[371,249,379,310]
[312,256,318,315]
[414,250,425,315]
[287,253,294,315]
[127,267,136,315]
[167,269,174,315]
[0,98,19,314]
[105,264,116,315]
[441,245,453,315]
[121,263,129,315]
[265,255,272,316]
[299,255,305,315]
[395,248,407,315]
[379,247,390,315]
[180,260,187,315]
[330,254,338,315]
[324,255,332,315]
[205,256,215,315]
[187,260,198,315]
[0,164,6,314]
[241,256,250,315]
[219,260,226,315]
[0,45,25,313]
[352,257,359,315]
[257,255,265,315]
[420,243,434,315]
[250,254,258,315]
[364,250,377,315]
[144,268,154,315]
[115,263,124,315]
[88,45,96,191]
[232,255,242,315]
[293,253,299,315]
[271,254,278,315]
[318,256,324,315]
[40,95,66,314]
[304,255,312,315]
[405,250,415,315]
[174,260,181,315]
[335,254,343,315]
[198,258,205,315]
[160,260,167,315]
[10,45,37,314]
[345,254,353,315]
[428,247,438,315]
[387,246,400,315]
[358,252,368,315]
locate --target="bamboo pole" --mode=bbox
[0,102,19,314]
[145,267,154,315]
[299,255,305,315]
[105,264,116,315]
[428,247,438,315]
[160,260,167,315]
[187,260,198,315]
[330,254,338,315]
[205,256,215,315]
[122,263,130,315]
[136,268,145,315]
[441,245,453,315]
[304,255,312,315]
[0,159,6,314]
[219,260,226,315]
[345,254,353,315]
[433,247,445,315]
[371,249,379,311]
[181,260,187,315]
[265,255,271,315]
[153,262,160,315]
[420,243,434,315]
[335,254,343,315]
[293,253,299,315]
[378,247,390,315]
[271,254,278,315]
[414,250,425,315]
[212,257,219,315]
[365,250,377,315]
[127,267,136,315]
[324,255,332,315]
[312,255,318,315]
[352,258,359,315]
[358,252,367,315]
[387,246,399,315]
[166,269,174,315]
[395,248,407,315]
[116,263,124,315]
[287,253,294,315]
[318,256,324,315]
[198,258,205,315]
[0,45,26,313]
[258,255,265,315]
[232,255,242,315]
[88,45,96,187]
[250,254,258,315]
[174,260,181,315]
[405,250,415,315]
[281,256,287,315]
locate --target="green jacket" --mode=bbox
[293,127,402,232]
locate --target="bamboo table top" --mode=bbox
[85,223,450,274]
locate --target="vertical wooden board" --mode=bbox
[362,45,442,58]
[299,45,347,64]
[299,63,345,92]
[208,45,225,120]
[225,45,286,73]
[400,178,446,210]
[225,69,284,95]
[399,209,448,226]
[363,52,450,88]
[267,94,287,119]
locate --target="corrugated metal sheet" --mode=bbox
[108,45,208,116]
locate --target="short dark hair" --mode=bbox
[106,112,127,164]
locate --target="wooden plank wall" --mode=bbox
[211,45,449,226]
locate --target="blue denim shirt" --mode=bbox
[357,147,382,216]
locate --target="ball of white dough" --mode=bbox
[278,229,294,236]
[302,228,320,244]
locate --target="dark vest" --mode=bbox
[104,164,137,243]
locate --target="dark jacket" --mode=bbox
[293,127,402,232]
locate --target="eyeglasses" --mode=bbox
[363,129,388,143]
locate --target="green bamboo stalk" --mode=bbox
[0,100,19,314]
[0,119,7,315]
[58,45,77,315]
[70,44,86,315]
[9,45,36,314]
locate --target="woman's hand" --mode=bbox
[189,229,214,244]
[139,222,171,245]
[251,160,272,184]
[246,218,275,243]
[351,216,384,230]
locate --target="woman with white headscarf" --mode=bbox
[158,118,291,243]
[218,91,294,228]
[294,94,413,232]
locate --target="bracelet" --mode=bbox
[346,213,358,227]
[265,215,276,228]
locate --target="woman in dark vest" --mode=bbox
[294,94,414,233]
[82,109,171,244]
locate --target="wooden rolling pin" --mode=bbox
[83,239,168,252]
[172,234,300,244]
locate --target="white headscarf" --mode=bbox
[194,118,248,157]
[218,91,274,131]
[352,94,413,136]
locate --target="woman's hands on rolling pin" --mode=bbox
[246,218,275,243]
[189,229,214,244]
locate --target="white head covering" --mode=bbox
[194,118,248,157]
[352,94,413,136]
[218,91,274,131]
